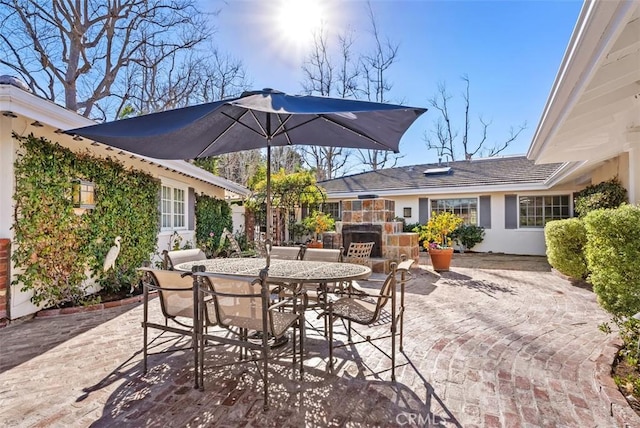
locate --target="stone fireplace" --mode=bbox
[342,224,383,257]
[322,197,419,272]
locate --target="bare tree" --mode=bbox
[215,150,263,187]
[0,0,212,119]
[299,26,358,181]
[425,75,527,161]
[356,1,402,171]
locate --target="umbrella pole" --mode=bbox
[266,142,272,245]
[266,113,272,245]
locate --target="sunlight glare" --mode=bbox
[276,0,324,44]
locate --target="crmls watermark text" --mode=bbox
[396,412,439,427]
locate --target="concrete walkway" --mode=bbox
[0,254,626,427]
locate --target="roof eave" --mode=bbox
[527,0,637,162]
[0,85,249,196]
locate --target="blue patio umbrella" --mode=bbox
[67,88,427,241]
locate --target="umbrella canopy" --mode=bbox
[67,88,427,241]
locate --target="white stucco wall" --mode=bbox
[1,88,245,319]
[329,187,579,257]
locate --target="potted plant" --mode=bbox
[302,210,335,248]
[415,211,463,271]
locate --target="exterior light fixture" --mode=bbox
[30,121,44,127]
[71,179,96,210]
[73,135,83,141]
[2,111,17,118]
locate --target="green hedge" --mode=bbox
[12,134,160,308]
[544,218,588,279]
[584,205,640,316]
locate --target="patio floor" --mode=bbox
[0,254,624,427]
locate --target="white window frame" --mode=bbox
[322,202,341,220]
[160,178,189,232]
[431,197,479,225]
[518,193,572,228]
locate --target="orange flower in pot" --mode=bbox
[302,210,335,248]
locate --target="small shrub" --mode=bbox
[544,218,588,279]
[404,222,421,233]
[574,177,627,217]
[584,205,640,317]
[451,224,485,251]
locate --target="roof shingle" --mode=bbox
[319,156,564,193]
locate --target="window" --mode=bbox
[322,202,341,220]
[519,195,570,227]
[431,198,478,224]
[161,185,186,230]
[403,207,412,218]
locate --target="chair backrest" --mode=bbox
[270,245,305,260]
[303,247,343,262]
[371,262,398,321]
[142,269,196,320]
[345,242,375,265]
[222,227,243,256]
[199,271,291,337]
[163,248,207,270]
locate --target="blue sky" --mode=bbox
[206,0,583,167]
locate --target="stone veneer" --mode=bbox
[322,198,419,272]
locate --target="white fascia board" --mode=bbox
[0,86,249,196]
[527,0,636,161]
[543,161,586,186]
[326,183,555,199]
[0,85,95,129]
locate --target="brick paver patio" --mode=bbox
[0,254,626,427]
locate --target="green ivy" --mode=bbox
[195,193,232,256]
[12,134,160,308]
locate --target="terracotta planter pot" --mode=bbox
[307,241,323,249]
[429,247,454,272]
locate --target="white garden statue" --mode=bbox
[103,236,122,272]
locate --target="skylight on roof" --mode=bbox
[423,166,452,175]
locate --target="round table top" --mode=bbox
[174,257,371,283]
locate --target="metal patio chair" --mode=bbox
[344,241,375,266]
[324,256,413,381]
[195,269,304,411]
[140,268,216,388]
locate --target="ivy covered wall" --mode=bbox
[12,134,160,308]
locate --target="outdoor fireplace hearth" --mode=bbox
[342,224,382,258]
[320,198,420,272]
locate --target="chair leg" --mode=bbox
[263,334,269,411]
[328,312,334,373]
[299,312,305,377]
[391,323,396,382]
[143,286,149,374]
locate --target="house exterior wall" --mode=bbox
[1,97,236,320]
[629,148,640,204]
[589,152,629,189]
[329,185,580,256]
